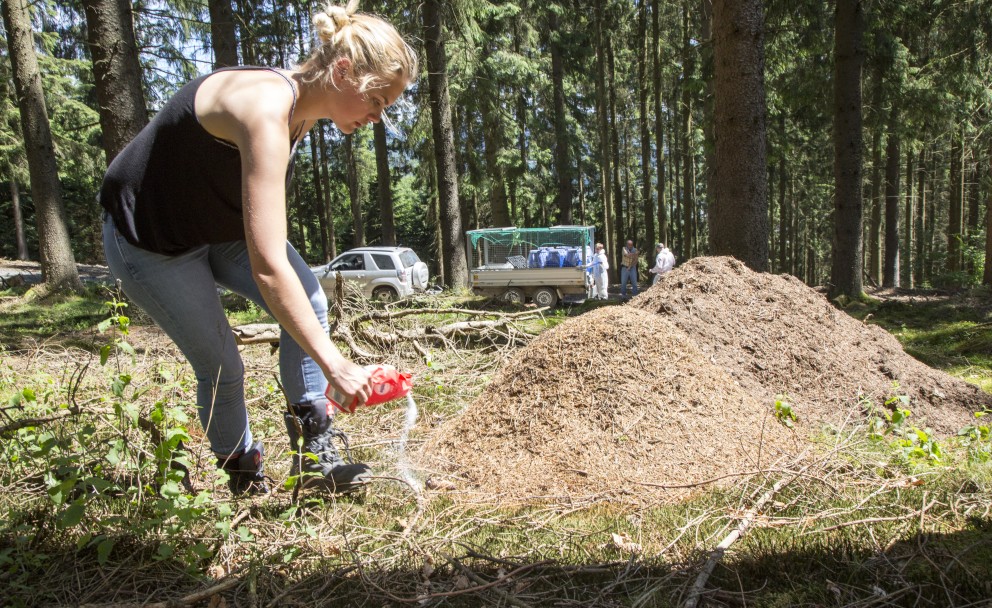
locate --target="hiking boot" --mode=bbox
[218,440,270,496]
[284,401,372,494]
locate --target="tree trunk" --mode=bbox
[549,10,572,225]
[608,37,624,276]
[595,0,612,250]
[699,0,715,256]
[373,121,396,246]
[926,147,938,281]
[968,150,981,233]
[915,147,926,285]
[670,81,682,257]
[778,150,787,273]
[985,141,992,285]
[291,179,307,258]
[480,85,510,228]
[345,134,365,247]
[868,130,883,282]
[8,165,29,260]
[710,0,768,271]
[948,132,963,273]
[82,0,148,163]
[309,133,329,260]
[207,0,239,69]
[903,147,914,287]
[318,125,336,261]
[883,118,900,288]
[2,0,82,293]
[234,0,256,65]
[638,0,654,252]
[828,0,864,298]
[423,0,467,288]
[653,0,666,247]
[680,4,695,263]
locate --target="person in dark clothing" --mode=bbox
[99,0,417,495]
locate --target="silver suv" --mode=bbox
[311,246,430,301]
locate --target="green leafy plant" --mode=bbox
[97,294,135,368]
[957,411,991,463]
[865,393,943,463]
[774,395,797,428]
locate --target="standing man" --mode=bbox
[620,239,639,299]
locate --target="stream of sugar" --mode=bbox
[396,393,422,493]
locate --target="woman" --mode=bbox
[99,1,417,495]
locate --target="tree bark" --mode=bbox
[373,121,396,246]
[868,131,883,283]
[710,0,769,271]
[549,9,572,225]
[915,147,926,285]
[883,117,900,288]
[309,133,329,260]
[985,140,992,285]
[829,0,864,298]
[778,148,787,273]
[638,0,654,252]
[2,0,82,293]
[948,132,963,273]
[234,0,256,65]
[903,147,914,287]
[968,150,981,233]
[609,37,624,275]
[653,0,666,247]
[344,134,365,247]
[8,164,29,260]
[423,0,467,287]
[680,4,695,262]
[480,77,510,228]
[318,125,336,261]
[82,0,148,163]
[207,0,239,69]
[594,0,612,251]
[867,66,883,283]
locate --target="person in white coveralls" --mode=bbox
[650,243,676,285]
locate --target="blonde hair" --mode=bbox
[302,0,418,93]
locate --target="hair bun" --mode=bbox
[313,2,357,44]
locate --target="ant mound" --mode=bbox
[632,256,988,435]
[421,306,803,503]
[421,257,988,503]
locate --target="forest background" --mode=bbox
[2,0,992,296]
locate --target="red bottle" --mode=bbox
[326,364,413,414]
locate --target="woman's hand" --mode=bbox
[326,357,374,408]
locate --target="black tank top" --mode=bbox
[99,67,301,254]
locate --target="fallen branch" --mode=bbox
[0,410,77,437]
[77,576,240,608]
[352,306,548,324]
[804,499,937,534]
[231,323,280,345]
[683,451,813,608]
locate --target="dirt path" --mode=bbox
[0,258,112,286]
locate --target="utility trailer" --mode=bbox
[466,226,595,307]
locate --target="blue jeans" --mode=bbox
[102,216,329,457]
[620,266,638,297]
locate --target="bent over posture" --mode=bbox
[99,1,417,495]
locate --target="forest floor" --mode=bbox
[1,261,991,607]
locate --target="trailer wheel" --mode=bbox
[499,288,526,305]
[532,287,558,308]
